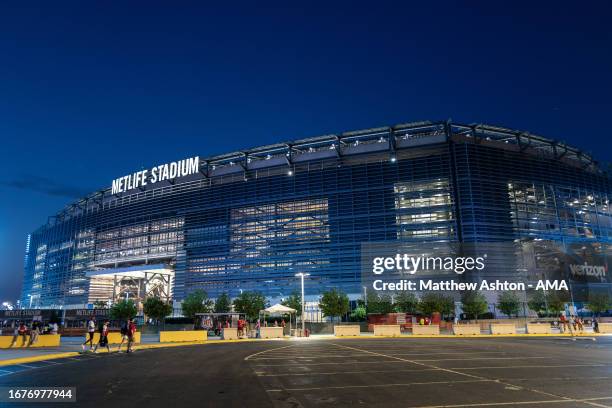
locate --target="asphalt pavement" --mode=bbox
[1,336,612,408]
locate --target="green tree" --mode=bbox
[394,292,419,314]
[527,291,547,315]
[438,294,456,318]
[143,297,173,324]
[418,292,441,316]
[587,293,612,316]
[460,291,488,320]
[281,291,302,316]
[109,299,137,320]
[181,290,214,323]
[214,292,231,313]
[350,306,367,321]
[233,291,267,321]
[319,288,350,323]
[497,291,521,318]
[545,291,568,315]
[418,292,455,317]
[366,292,394,314]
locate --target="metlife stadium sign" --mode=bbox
[111,156,200,194]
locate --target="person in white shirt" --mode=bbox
[82,317,96,351]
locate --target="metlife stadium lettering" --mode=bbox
[111,156,199,194]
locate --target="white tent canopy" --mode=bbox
[263,303,296,314]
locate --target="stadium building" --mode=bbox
[20,120,612,309]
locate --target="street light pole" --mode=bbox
[295,273,310,335]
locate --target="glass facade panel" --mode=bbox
[20,121,612,307]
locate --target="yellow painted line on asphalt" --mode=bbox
[0,352,80,367]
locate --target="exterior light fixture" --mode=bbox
[295,273,310,334]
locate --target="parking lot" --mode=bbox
[1,336,612,407]
[247,337,612,407]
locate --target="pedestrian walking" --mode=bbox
[559,314,570,333]
[576,317,584,332]
[93,320,111,353]
[82,317,96,351]
[127,318,137,353]
[117,319,129,352]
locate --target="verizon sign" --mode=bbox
[569,263,608,282]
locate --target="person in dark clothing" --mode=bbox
[93,320,111,353]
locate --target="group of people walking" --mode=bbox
[82,317,137,354]
[558,314,586,333]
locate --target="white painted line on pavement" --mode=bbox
[410,396,612,408]
[250,351,511,360]
[265,378,494,392]
[413,356,550,362]
[453,363,607,370]
[244,345,295,361]
[330,343,577,405]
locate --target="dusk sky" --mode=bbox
[1,2,611,302]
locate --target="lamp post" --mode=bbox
[295,273,310,335]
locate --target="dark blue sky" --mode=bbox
[1,1,611,302]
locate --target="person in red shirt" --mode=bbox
[127,318,137,353]
[10,322,28,347]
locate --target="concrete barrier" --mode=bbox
[260,327,283,339]
[88,332,141,344]
[373,325,401,337]
[222,328,238,340]
[334,325,360,337]
[0,334,61,348]
[490,323,516,335]
[452,324,481,335]
[598,323,612,333]
[412,325,440,335]
[160,330,207,342]
[526,323,552,334]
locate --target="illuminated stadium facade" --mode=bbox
[21,120,612,309]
